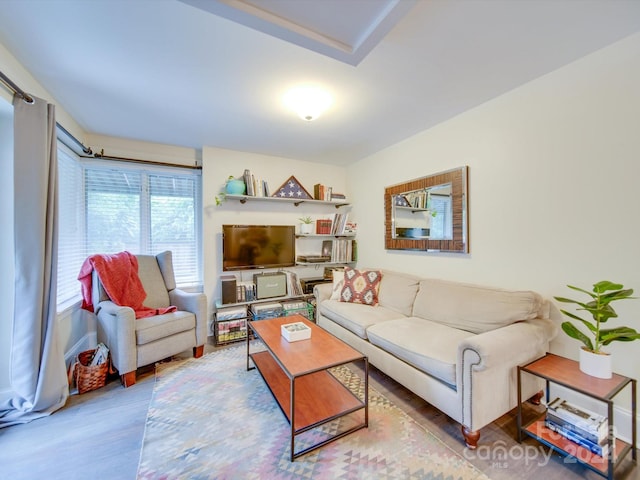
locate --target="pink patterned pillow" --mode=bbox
[340,268,383,306]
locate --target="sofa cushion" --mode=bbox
[413,279,544,334]
[377,270,421,316]
[366,317,475,387]
[319,300,404,339]
[339,268,382,306]
[136,255,171,309]
[136,310,195,345]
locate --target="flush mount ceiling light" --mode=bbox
[282,86,333,121]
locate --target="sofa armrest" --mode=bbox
[457,318,557,431]
[169,289,208,346]
[95,300,137,375]
[314,282,333,304]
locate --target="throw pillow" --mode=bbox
[340,268,382,306]
[330,270,345,300]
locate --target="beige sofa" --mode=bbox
[314,269,557,447]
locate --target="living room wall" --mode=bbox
[348,33,640,396]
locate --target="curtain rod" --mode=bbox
[1,69,93,155]
[90,150,202,170]
[0,70,34,103]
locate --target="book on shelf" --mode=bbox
[547,397,608,440]
[321,238,354,263]
[330,212,349,235]
[313,183,335,201]
[237,281,256,302]
[282,270,303,296]
[316,218,332,235]
[314,183,324,201]
[544,418,609,457]
[546,410,608,444]
[243,169,254,196]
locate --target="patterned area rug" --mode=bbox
[137,344,490,480]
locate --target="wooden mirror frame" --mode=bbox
[384,166,468,253]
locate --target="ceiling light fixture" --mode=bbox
[282,85,333,121]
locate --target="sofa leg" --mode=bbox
[121,371,136,388]
[529,390,544,406]
[461,426,480,449]
[193,345,204,358]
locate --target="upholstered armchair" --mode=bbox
[91,251,207,387]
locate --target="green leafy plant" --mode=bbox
[298,216,313,224]
[554,280,640,353]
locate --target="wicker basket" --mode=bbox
[74,349,109,394]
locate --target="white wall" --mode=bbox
[348,33,640,407]
[202,146,348,325]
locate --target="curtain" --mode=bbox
[0,94,68,427]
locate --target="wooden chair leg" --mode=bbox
[193,345,204,358]
[529,390,544,406]
[121,371,136,388]
[461,425,480,449]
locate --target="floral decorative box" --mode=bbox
[281,322,312,342]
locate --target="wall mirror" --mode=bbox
[385,166,468,253]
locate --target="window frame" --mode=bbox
[56,145,203,310]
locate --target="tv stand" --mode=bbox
[213,294,315,346]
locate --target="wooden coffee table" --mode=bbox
[246,315,368,461]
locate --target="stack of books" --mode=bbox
[236,282,256,302]
[545,397,609,457]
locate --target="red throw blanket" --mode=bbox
[78,251,176,319]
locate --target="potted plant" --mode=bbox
[554,280,639,378]
[298,216,314,235]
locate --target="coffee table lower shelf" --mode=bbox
[250,350,368,460]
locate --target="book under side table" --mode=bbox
[517,352,637,479]
[246,315,369,461]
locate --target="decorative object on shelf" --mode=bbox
[554,280,639,379]
[272,175,312,200]
[298,216,314,235]
[215,175,245,205]
[394,195,410,207]
[226,176,246,195]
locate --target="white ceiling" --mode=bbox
[1,0,639,165]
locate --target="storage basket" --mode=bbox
[74,349,109,394]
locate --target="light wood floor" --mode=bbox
[1,340,637,480]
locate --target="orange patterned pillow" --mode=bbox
[340,268,383,306]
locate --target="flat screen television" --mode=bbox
[222,224,296,271]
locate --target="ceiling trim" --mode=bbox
[179,0,416,65]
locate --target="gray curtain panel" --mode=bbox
[0,94,68,427]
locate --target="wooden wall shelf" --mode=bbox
[225,194,349,208]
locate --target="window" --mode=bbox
[429,194,453,240]
[57,145,202,308]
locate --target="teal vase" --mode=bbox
[226,179,246,195]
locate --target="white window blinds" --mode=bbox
[57,146,202,308]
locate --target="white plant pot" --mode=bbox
[299,223,313,235]
[579,347,612,379]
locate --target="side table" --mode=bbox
[517,353,636,479]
